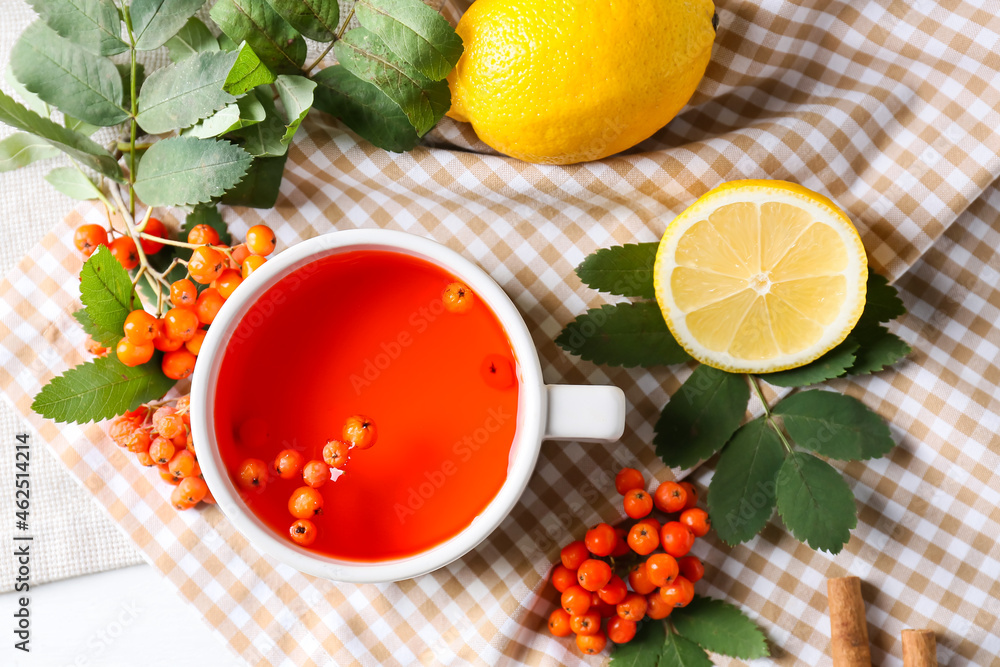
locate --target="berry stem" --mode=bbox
[122,5,138,217]
[107,185,173,314]
[746,375,794,453]
[303,5,355,74]
[135,232,232,255]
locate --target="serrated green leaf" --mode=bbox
[11,21,128,127]
[79,246,142,347]
[221,153,287,208]
[846,327,911,375]
[45,166,103,200]
[31,353,175,424]
[164,16,220,62]
[232,92,288,156]
[210,0,307,73]
[555,302,691,368]
[761,340,859,388]
[660,631,713,667]
[0,91,122,180]
[5,64,49,116]
[775,451,857,553]
[335,27,450,136]
[609,620,664,667]
[72,309,103,342]
[312,64,420,152]
[275,74,315,144]
[26,0,126,56]
[64,115,100,137]
[0,132,61,172]
[773,390,895,461]
[264,0,338,41]
[858,269,906,328]
[355,0,464,81]
[655,366,750,469]
[672,596,769,659]
[130,0,207,51]
[136,50,239,134]
[134,136,252,206]
[187,92,266,138]
[224,41,276,95]
[708,418,784,545]
[575,243,657,299]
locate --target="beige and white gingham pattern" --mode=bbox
[3,0,1000,665]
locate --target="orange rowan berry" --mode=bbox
[342,415,377,449]
[560,585,591,616]
[149,437,175,465]
[627,522,659,556]
[245,225,276,256]
[289,519,317,546]
[322,439,349,469]
[185,329,206,356]
[680,508,711,537]
[236,458,268,491]
[577,559,613,592]
[653,481,688,514]
[176,476,208,504]
[167,449,199,480]
[164,307,199,342]
[614,467,644,495]
[442,282,474,313]
[123,309,157,344]
[645,553,679,587]
[560,540,589,570]
[214,268,242,299]
[241,254,266,278]
[116,337,154,367]
[135,451,156,467]
[627,562,657,596]
[170,279,197,308]
[660,521,695,558]
[576,631,607,655]
[195,288,224,325]
[288,486,324,518]
[302,460,329,488]
[616,593,647,622]
[187,224,220,246]
[273,449,304,479]
[607,617,637,644]
[124,428,151,454]
[551,564,577,593]
[645,591,673,620]
[623,488,653,519]
[584,523,616,557]
[108,237,139,270]
[162,349,197,380]
[170,485,195,510]
[569,611,601,636]
[678,556,705,583]
[189,246,225,284]
[597,575,628,605]
[547,609,572,637]
[659,576,695,608]
[140,217,168,255]
[680,481,698,510]
[74,224,108,257]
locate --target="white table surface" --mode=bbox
[0,565,242,666]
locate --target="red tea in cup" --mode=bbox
[214,250,520,561]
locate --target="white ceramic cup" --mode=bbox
[191,229,626,583]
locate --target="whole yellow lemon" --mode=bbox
[446,0,717,165]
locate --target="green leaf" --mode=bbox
[78,246,142,347]
[232,92,288,156]
[221,153,287,208]
[210,0,307,73]
[660,631,713,667]
[355,0,464,81]
[136,50,239,134]
[5,64,49,116]
[555,302,691,368]
[115,62,147,106]
[761,340,859,388]
[183,204,232,245]
[26,0,126,56]
[775,451,857,553]
[224,41,277,95]
[672,596,769,659]
[312,64,420,152]
[0,91,122,180]
[655,366,749,469]
[610,620,664,667]
[45,166,104,200]
[187,92,266,138]
[708,418,784,545]
[264,0,338,42]
[218,32,239,51]
[773,390,895,461]
[335,27,450,136]
[575,243,657,300]
[130,0,207,51]
[134,136,252,207]
[72,309,104,342]
[31,353,175,424]
[164,16,220,62]
[858,269,906,328]
[11,21,128,126]
[64,115,100,137]
[0,132,61,172]
[275,74,315,144]
[846,327,911,375]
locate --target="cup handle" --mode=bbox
[544,384,626,442]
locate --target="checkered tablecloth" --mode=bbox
[3,0,1000,665]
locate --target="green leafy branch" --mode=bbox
[1,0,464,216]
[610,597,769,665]
[556,243,911,554]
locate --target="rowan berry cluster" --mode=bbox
[547,468,711,655]
[235,415,377,547]
[78,215,279,512]
[107,397,212,510]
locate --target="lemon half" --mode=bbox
[654,180,868,374]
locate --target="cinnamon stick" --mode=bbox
[901,629,938,667]
[828,576,871,667]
